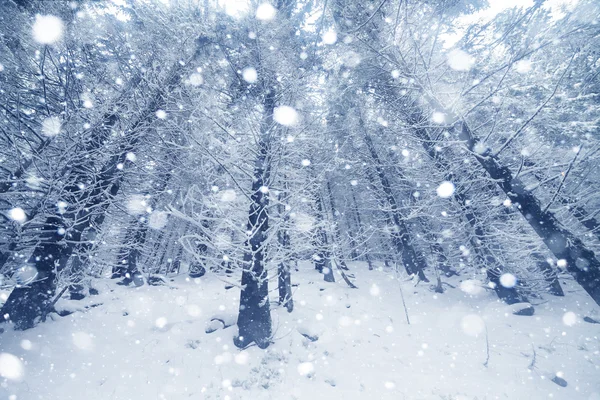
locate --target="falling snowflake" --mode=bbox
[32,15,64,45]
[436,181,455,198]
[242,67,258,83]
[8,207,27,223]
[188,73,204,86]
[155,317,168,329]
[301,159,311,166]
[322,30,337,45]
[0,353,24,381]
[460,279,484,296]
[234,351,249,365]
[273,106,299,126]
[297,362,314,376]
[256,3,276,20]
[369,284,380,296]
[126,195,147,215]
[186,304,202,317]
[148,211,168,230]
[474,142,489,155]
[155,110,167,119]
[447,49,474,71]
[460,314,485,337]
[432,112,446,124]
[499,273,517,288]
[515,59,532,74]
[72,332,94,350]
[562,311,577,326]
[220,189,237,202]
[20,340,32,351]
[57,201,68,214]
[25,174,44,190]
[41,116,61,137]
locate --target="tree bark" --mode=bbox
[277,189,293,312]
[234,89,275,349]
[455,121,600,303]
[361,125,428,282]
[1,41,208,329]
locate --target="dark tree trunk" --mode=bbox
[562,200,600,241]
[524,158,600,244]
[234,90,275,350]
[349,188,374,270]
[455,122,600,304]
[362,127,428,282]
[116,171,172,283]
[2,160,125,329]
[0,217,63,329]
[533,254,564,296]
[404,115,538,304]
[430,242,457,277]
[278,260,293,313]
[277,189,293,312]
[114,221,145,286]
[326,180,358,288]
[0,43,209,329]
[314,192,335,283]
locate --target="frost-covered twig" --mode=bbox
[543,144,583,214]
[483,325,490,368]
[528,344,537,370]
[494,52,577,157]
[395,263,410,325]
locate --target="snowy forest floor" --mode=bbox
[1,262,600,400]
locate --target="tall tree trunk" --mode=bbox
[406,117,533,303]
[115,171,172,284]
[113,219,145,286]
[361,126,428,282]
[350,187,374,270]
[325,180,358,288]
[453,121,600,303]
[277,187,293,312]
[314,192,335,283]
[0,42,208,329]
[522,159,600,244]
[234,89,276,349]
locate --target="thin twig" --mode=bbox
[345,0,389,34]
[483,325,490,367]
[494,52,577,157]
[395,262,410,325]
[543,144,582,214]
[528,343,537,370]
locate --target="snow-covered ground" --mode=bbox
[1,262,599,400]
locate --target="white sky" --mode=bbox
[441,0,580,48]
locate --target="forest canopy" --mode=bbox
[0,0,599,398]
